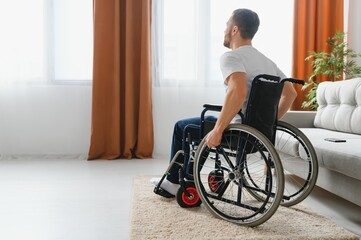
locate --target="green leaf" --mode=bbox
[304,32,361,90]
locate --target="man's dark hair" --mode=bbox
[232,9,260,40]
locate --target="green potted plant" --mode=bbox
[302,32,361,110]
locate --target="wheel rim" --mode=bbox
[182,187,200,206]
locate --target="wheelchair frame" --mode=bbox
[154,74,318,226]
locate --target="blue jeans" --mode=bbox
[167,116,217,183]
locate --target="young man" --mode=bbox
[151,8,297,196]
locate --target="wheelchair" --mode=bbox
[154,74,318,227]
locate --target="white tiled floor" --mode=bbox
[0,157,360,240]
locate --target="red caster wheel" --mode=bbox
[208,169,225,193]
[176,181,202,208]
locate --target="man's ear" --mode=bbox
[232,25,239,36]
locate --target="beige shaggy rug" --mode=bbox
[130,176,359,240]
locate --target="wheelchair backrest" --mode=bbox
[244,74,284,144]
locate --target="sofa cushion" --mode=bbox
[314,78,361,134]
[298,128,361,181]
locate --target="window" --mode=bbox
[152,0,294,87]
[0,0,93,84]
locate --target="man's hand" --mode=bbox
[205,128,223,148]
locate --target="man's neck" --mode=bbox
[231,39,252,50]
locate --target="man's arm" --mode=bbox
[278,81,297,120]
[205,72,247,148]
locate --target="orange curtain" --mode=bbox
[88,0,153,160]
[291,0,343,110]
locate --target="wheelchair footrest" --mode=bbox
[154,187,175,198]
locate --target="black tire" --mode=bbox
[275,121,318,207]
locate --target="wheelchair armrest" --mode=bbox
[202,104,244,125]
[203,104,223,112]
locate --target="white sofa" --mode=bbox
[281,78,361,207]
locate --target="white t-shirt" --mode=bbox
[220,45,286,113]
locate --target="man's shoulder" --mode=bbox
[220,51,239,64]
[221,50,236,57]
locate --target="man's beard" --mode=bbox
[223,40,230,48]
[223,32,231,48]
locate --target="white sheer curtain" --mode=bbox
[152,0,294,88]
[0,1,93,158]
[347,0,361,66]
[0,1,45,83]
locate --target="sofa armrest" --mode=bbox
[280,111,316,128]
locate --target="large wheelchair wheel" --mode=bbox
[274,121,318,207]
[193,124,284,227]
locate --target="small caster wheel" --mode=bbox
[208,169,225,193]
[176,181,202,208]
